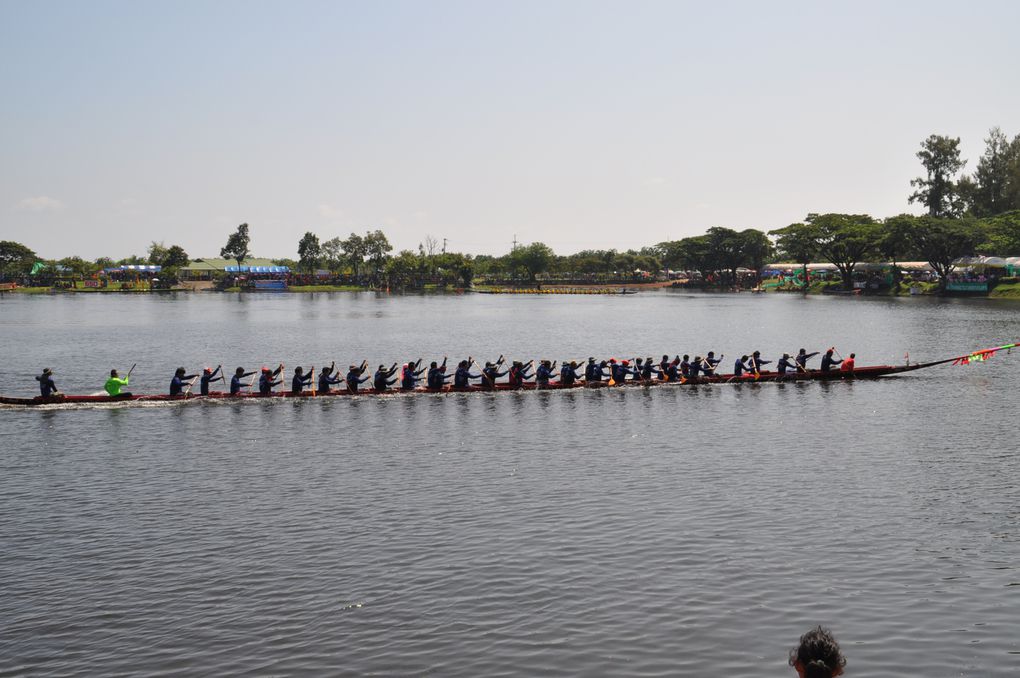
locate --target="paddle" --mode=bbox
[183,375,199,398]
[310,365,316,397]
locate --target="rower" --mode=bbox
[170,367,198,396]
[664,359,680,382]
[584,357,602,383]
[200,366,223,395]
[659,354,671,379]
[689,356,702,380]
[347,363,370,393]
[839,353,856,373]
[291,366,314,394]
[258,364,283,395]
[776,353,798,376]
[231,367,256,395]
[703,351,722,374]
[105,369,132,397]
[453,359,481,388]
[318,362,343,393]
[795,348,819,372]
[35,368,61,398]
[507,360,534,388]
[559,360,580,386]
[374,363,398,391]
[481,360,508,388]
[426,358,453,390]
[820,349,843,372]
[638,357,657,381]
[733,355,754,377]
[401,360,425,390]
[680,355,691,379]
[535,359,558,387]
[749,350,771,374]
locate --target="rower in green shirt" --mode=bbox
[104,367,133,397]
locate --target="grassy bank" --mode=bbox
[988,282,1020,298]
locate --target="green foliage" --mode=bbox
[508,242,555,281]
[297,231,322,273]
[220,223,251,268]
[0,240,38,275]
[57,256,96,277]
[902,215,986,292]
[909,134,967,217]
[769,223,818,265]
[964,127,1020,217]
[804,213,880,290]
[978,211,1020,255]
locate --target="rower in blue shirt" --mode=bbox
[317,362,344,393]
[733,355,754,377]
[689,356,702,379]
[820,349,843,372]
[535,360,558,387]
[290,366,314,394]
[749,351,771,374]
[796,348,819,371]
[776,353,798,376]
[453,359,481,388]
[258,364,283,395]
[426,358,452,390]
[200,366,223,395]
[231,367,256,395]
[637,357,658,381]
[347,362,370,393]
[659,354,671,379]
[703,351,722,375]
[680,355,691,379]
[584,357,601,382]
[482,360,508,388]
[559,360,581,386]
[35,368,61,398]
[170,367,198,395]
[374,363,399,391]
[401,359,425,390]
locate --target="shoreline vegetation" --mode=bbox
[3,130,1020,299]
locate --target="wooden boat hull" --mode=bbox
[0,363,933,407]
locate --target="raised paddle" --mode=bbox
[310,365,316,396]
[183,375,200,398]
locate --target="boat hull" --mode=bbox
[0,363,927,407]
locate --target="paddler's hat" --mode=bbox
[782,353,790,359]
[588,357,595,362]
[42,367,52,375]
[261,366,270,372]
[622,360,630,366]
[203,366,212,373]
[570,360,577,368]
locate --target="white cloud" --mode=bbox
[318,204,344,219]
[16,195,64,212]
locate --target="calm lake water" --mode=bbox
[1,291,1019,676]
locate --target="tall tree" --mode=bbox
[965,127,1020,217]
[879,215,919,286]
[321,237,344,273]
[340,233,366,278]
[163,245,190,268]
[364,230,392,280]
[806,213,880,290]
[978,211,1020,255]
[769,223,818,268]
[297,231,322,273]
[906,216,985,293]
[0,240,38,276]
[220,223,251,270]
[705,227,744,286]
[909,134,966,217]
[509,242,555,282]
[147,241,170,266]
[739,229,773,283]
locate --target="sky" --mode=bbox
[1,0,1019,260]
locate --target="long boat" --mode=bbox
[2,344,1014,407]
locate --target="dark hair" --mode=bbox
[789,626,845,678]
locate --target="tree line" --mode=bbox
[3,126,1018,292]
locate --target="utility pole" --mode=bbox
[442,238,447,254]
[512,234,518,251]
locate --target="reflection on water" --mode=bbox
[1,292,1019,676]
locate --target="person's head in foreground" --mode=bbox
[789,626,845,678]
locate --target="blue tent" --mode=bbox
[225,265,289,273]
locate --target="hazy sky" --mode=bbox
[2,0,1018,260]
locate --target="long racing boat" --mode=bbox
[3,344,1013,408]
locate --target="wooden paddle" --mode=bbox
[183,375,199,398]
[310,365,316,396]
